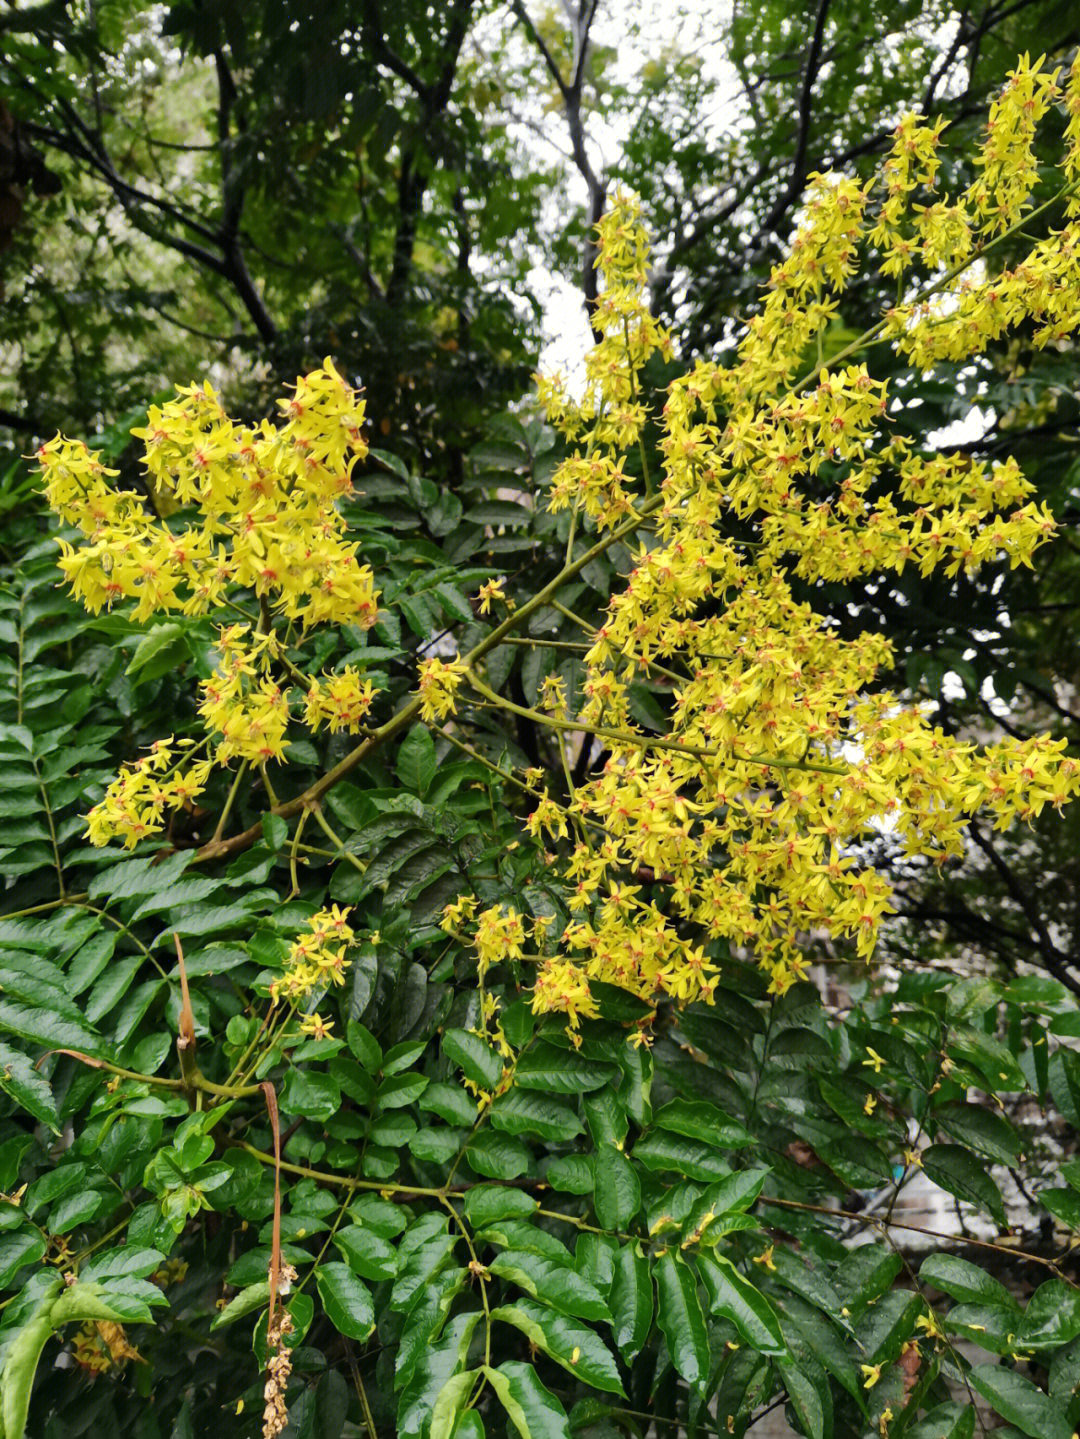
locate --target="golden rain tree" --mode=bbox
[3,51,1080,1439]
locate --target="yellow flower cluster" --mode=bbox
[198,625,290,764]
[304,667,377,733]
[869,112,951,278]
[522,65,1080,1015]
[86,738,211,849]
[41,360,377,629]
[966,53,1061,234]
[530,957,600,1031]
[37,361,384,846]
[417,656,467,722]
[537,192,673,459]
[467,904,527,979]
[269,906,355,1008]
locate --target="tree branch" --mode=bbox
[511,0,606,336]
[758,0,832,240]
[212,48,277,345]
[360,0,431,99]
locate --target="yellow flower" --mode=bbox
[862,1048,886,1074]
[860,1363,883,1389]
[305,668,378,733]
[417,657,467,722]
[531,957,600,1029]
[298,1014,335,1040]
[476,579,506,614]
[915,1310,944,1339]
[271,909,354,1006]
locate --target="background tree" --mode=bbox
[5,8,1080,1437]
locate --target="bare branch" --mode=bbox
[511,0,606,336]
[510,0,571,101]
[759,0,832,240]
[360,0,431,99]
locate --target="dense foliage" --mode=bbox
[6,7,1080,1439]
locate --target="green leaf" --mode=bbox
[463,1187,538,1227]
[85,854,174,903]
[775,1360,829,1439]
[513,1045,616,1093]
[0,1041,59,1132]
[767,1249,844,1327]
[395,1270,469,1392]
[592,1143,640,1230]
[945,1303,1019,1353]
[128,875,221,921]
[410,1128,469,1165]
[772,1293,863,1404]
[433,582,474,624]
[421,1082,480,1127]
[346,1021,382,1072]
[950,1025,1027,1094]
[1039,1187,1080,1228]
[0,999,102,1056]
[466,1130,530,1180]
[490,1089,583,1143]
[631,1130,733,1182]
[968,1364,1073,1439]
[398,725,437,798]
[210,1281,271,1330]
[921,1144,1007,1227]
[125,622,186,676]
[80,1247,165,1284]
[545,1155,594,1194]
[0,1231,47,1287]
[0,1281,61,1439]
[49,1281,130,1327]
[651,1097,753,1149]
[696,1253,786,1356]
[918,1254,1019,1310]
[377,1072,429,1108]
[906,1403,976,1439]
[474,1221,571,1265]
[583,1087,627,1149]
[398,1312,482,1439]
[391,1234,460,1312]
[383,1040,427,1075]
[1017,1280,1080,1349]
[316,1263,376,1340]
[488,1251,610,1322]
[443,1029,504,1090]
[334,1224,399,1281]
[857,1288,923,1362]
[466,500,532,526]
[430,1371,478,1439]
[655,1253,710,1392]
[610,1244,653,1362]
[491,1299,625,1394]
[837,1246,903,1319]
[483,1362,571,1439]
[280,1069,341,1122]
[451,1414,484,1439]
[933,1101,1022,1166]
[686,1169,769,1229]
[350,1194,408,1238]
[82,961,139,1030]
